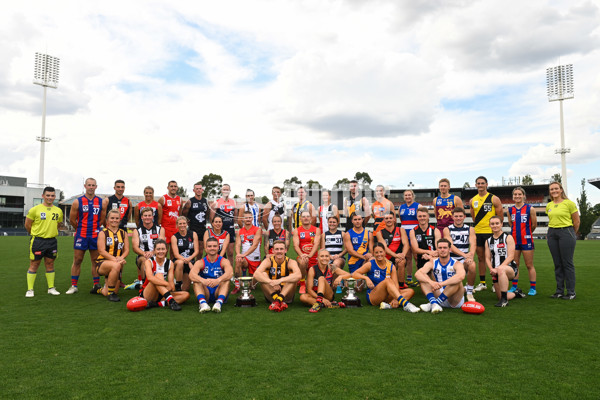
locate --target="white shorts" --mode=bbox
[439,296,465,309]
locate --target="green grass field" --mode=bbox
[1,237,599,399]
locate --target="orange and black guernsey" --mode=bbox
[96,228,127,262]
[269,256,290,280]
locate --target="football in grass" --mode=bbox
[127,296,148,312]
[461,301,485,314]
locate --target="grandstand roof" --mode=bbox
[588,178,600,190]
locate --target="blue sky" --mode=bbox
[1,0,599,204]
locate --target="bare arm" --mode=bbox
[530,207,538,232]
[25,218,33,234]
[493,196,503,221]
[181,200,191,217]
[69,199,79,228]
[144,260,169,287]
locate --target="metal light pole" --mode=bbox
[33,52,60,186]
[546,64,574,196]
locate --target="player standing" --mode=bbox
[25,186,63,297]
[433,178,463,234]
[102,179,131,230]
[410,207,441,272]
[399,189,420,286]
[289,186,316,232]
[317,189,339,233]
[210,184,237,261]
[134,186,162,227]
[158,180,182,254]
[507,187,537,295]
[181,182,209,257]
[238,189,261,228]
[262,186,286,231]
[371,185,395,235]
[66,178,106,295]
[343,180,370,231]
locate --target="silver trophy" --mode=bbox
[235,276,256,307]
[341,278,361,307]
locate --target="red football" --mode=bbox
[127,296,148,312]
[461,301,485,314]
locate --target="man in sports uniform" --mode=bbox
[158,180,182,253]
[189,237,233,313]
[443,207,477,301]
[66,178,106,295]
[210,184,237,261]
[262,186,286,231]
[343,180,370,231]
[415,239,466,313]
[134,186,162,227]
[371,185,395,235]
[128,207,166,289]
[410,207,441,272]
[470,176,503,292]
[300,249,350,312]
[375,211,409,289]
[253,240,302,312]
[317,189,339,233]
[102,179,131,230]
[235,211,263,291]
[289,186,316,232]
[433,178,463,234]
[292,210,321,292]
[25,186,64,297]
[399,189,420,286]
[182,181,209,256]
[344,213,373,292]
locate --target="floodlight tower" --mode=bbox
[33,52,60,186]
[546,64,574,196]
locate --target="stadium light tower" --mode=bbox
[33,52,60,186]
[546,64,574,196]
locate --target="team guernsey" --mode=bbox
[447,224,470,261]
[137,200,160,226]
[435,196,456,231]
[324,230,344,256]
[96,228,127,264]
[347,228,371,273]
[174,230,195,259]
[216,198,236,235]
[207,228,229,253]
[75,195,103,250]
[267,199,285,230]
[487,232,518,278]
[509,204,534,250]
[269,256,291,280]
[267,229,287,254]
[379,227,403,260]
[292,201,311,230]
[137,224,161,253]
[414,225,436,268]
[161,194,181,242]
[344,194,365,231]
[311,265,334,291]
[366,259,392,303]
[472,193,495,234]
[141,258,172,293]
[432,258,458,283]
[106,195,131,230]
[371,201,388,234]
[239,225,261,270]
[201,256,225,279]
[318,204,334,232]
[399,202,420,232]
[244,202,261,227]
[188,197,209,237]
[297,225,318,266]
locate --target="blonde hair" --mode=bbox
[549,181,568,200]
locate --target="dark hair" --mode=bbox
[417,207,429,214]
[114,179,125,185]
[42,186,55,194]
[374,242,386,251]
[437,238,451,247]
[168,180,178,186]
[476,176,488,184]
[155,239,168,249]
[206,237,219,245]
[452,207,465,215]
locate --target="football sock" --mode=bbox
[511,279,518,289]
[27,271,37,290]
[407,275,412,282]
[93,276,100,286]
[397,295,408,308]
[271,292,284,303]
[426,293,438,305]
[501,291,507,301]
[197,294,207,304]
[438,293,448,304]
[216,295,226,305]
[71,275,79,287]
[108,285,115,295]
[45,270,55,288]
[479,276,486,284]
[317,292,324,303]
[399,281,405,287]
[466,285,474,294]
[530,281,536,289]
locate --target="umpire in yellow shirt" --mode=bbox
[25,186,64,297]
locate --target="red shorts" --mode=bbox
[164,227,177,243]
[246,258,261,275]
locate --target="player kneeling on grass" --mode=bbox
[253,240,302,312]
[189,237,233,313]
[95,209,129,302]
[486,216,526,307]
[415,238,466,314]
[300,249,350,313]
[351,243,420,313]
[140,239,188,311]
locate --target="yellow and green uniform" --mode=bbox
[471,193,496,234]
[546,199,578,227]
[27,204,63,238]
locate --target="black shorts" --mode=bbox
[225,226,236,240]
[190,226,207,241]
[492,262,518,283]
[29,237,58,261]
[476,233,492,247]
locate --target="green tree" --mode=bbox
[176,187,188,198]
[283,176,302,191]
[354,172,373,186]
[260,195,269,205]
[306,179,322,189]
[333,178,350,189]
[199,173,223,199]
[551,173,562,183]
[522,174,534,185]
[577,178,598,239]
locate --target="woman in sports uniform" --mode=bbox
[507,187,537,295]
[351,243,420,313]
[96,209,129,302]
[203,215,230,258]
[399,189,420,286]
[264,214,289,255]
[171,216,200,292]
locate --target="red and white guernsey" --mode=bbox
[239,225,261,262]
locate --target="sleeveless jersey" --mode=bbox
[399,202,420,232]
[141,258,172,292]
[267,199,285,230]
[432,257,458,283]
[312,265,334,290]
[267,229,287,254]
[96,228,126,262]
[188,197,209,233]
[487,232,516,269]
[201,255,224,279]
[297,225,318,265]
[160,194,181,231]
[106,195,131,230]
[347,228,371,267]
[366,259,392,290]
[379,226,403,259]
[318,204,334,233]
[239,225,261,262]
[137,200,160,226]
[414,225,436,265]
[344,194,365,230]
[207,228,229,253]
[174,230,195,258]
[472,193,495,234]
[269,256,291,280]
[244,202,261,227]
[76,195,103,238]
[324,230,344,256]
[435,195,456,230]
[292,201,311,230]
[509,204,533,246]
[137,224,161,252]
[447,224,470,261]
[371,200,390,234]
[216,198,236,231]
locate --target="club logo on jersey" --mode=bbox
[300,232,305,239]
[107,237,113,245]
[374,270,381,279]
[167,200,172,206]
[195,212,205,222]
[193,203,198,208]
[473,201,479,209]
[40,212,46,220]
[178,239,184,246]
[82,205,89,212]
[112,204,118,210]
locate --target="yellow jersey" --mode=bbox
[471,193,495,234]
[96,228,127,261]
[26,204,63,238]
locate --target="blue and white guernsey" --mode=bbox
[433,258,457,283]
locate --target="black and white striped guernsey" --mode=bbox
[487,232,516,269]
[447,224,470,260]
[324,230,344,256]
[137,224,161,252]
